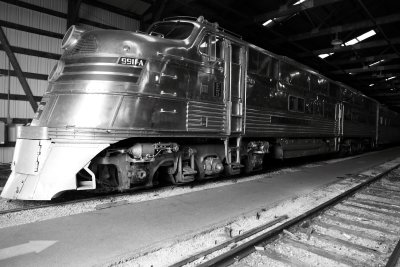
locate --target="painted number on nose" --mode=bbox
[118,57,146,67]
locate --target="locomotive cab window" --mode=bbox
[148,22,194,40]
[199,33,223,60]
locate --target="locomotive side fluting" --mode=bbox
[2,16,400,200]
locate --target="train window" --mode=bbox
[288,95,305,113]
[260,55,278,78]
[354,95,365,106]
[315,100,323,117]
[280,62,308,89]
[199,34,209,55]
[248,49,278,79]
[289,96,296,111]
[248,49,258,73]
[215,36,223,59]
[199,34,223,60]
[231,44,241,64]
[148,22,194,40]
[342,88,354,103]
[310,75,329,95]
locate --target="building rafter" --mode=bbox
[301,37,400,57]
[273,13,400,43]
[332,64,400,74]
[0,27,38,111]
[328,53,398,65]
[67,0,82,29]
[254,0,344,23]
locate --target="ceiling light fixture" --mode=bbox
[369,59,385,67]
[331,32,343,46]
[318,53,333,59]
[293,0,307,5]
[344,30,376,46]
[262,19,273,26]
[386,76,396,81]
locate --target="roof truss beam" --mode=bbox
[328,53,398,65]
[0,27,38,111]
[342,72,398,80]
[369,92,400,97]
[81,0,141,20]
[254,0,344,23]
[356,0,400,58]
[332,64,400,74]
[274,13,400,43]
[67,0,82,29]
[301,37,400,57]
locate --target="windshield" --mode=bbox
[147,22,194,40]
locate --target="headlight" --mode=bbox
[61,25,85,50]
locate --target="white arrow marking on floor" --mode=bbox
[0,240,57,261]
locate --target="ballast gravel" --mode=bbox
[0,166,302,229]
[114,159,400,267]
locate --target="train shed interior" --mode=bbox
[0,1,400,266]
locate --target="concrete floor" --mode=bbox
[0,147,400,266]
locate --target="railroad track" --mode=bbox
[172,164,400,267]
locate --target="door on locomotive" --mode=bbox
[200,33,245,134]
[198,32,246,173]
[221,38,246,171]
[224,42,245,134]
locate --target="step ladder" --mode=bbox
[224,137,244,175]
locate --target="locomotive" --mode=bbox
[2,16,400,200]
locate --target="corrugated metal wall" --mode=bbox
[0,0,140,163]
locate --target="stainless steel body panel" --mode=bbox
[377,106,400,145]
[113,96,187,131]
[245,107,336,138]
[3,16,400,200]
[187,101,227,132]
[343,121,376,138]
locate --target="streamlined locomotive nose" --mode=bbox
[1,29,190,200]
[1,126,109,200]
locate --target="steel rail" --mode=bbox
[169,215,289,267]
[182,162,400,267]
[386,239,400,267]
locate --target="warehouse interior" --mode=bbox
[0,0,399,163]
